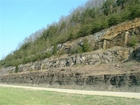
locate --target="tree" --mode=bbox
[69,32,75,41]
[129,4,140,19]
[78,24,92,37]
[108,14,120,26]
[102,0,116,15]
[116,0,127,9]
[83,38,90,52]
[15,65,18,73]
[47,25,58,37]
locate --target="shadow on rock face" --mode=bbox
[125,46,140,62]
[133,47,140,62]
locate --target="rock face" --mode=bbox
[57,18,140,52]
[0,68,140,91]
[133,47,140,61]
[1,46,134,73]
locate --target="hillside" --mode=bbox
[0,0,140,67]
[0,0,140,92]
[0,17,140,91]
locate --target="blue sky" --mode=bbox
[0,0,88,60]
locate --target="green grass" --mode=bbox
[0,87,140,105]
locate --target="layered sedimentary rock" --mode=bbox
[0,67,140,89]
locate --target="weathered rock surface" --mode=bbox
[1,46,135,73]
[0,65,140,91]
[133,47,140,61]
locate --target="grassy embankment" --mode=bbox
[0,87,140,105]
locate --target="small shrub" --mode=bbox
[69,33,75,41]
[29,68,33,72]
[78,25,92,37]
[83,38,90,52]
[129,35,138,47]
[70,46,83,54]
[53,44,57,55]
[15,65,18,73]
[108,15,120,26]
[58,50,66,55]
[92,17,108,34]
[46,52,52,58]
[120,9,130,22]
[31,56,38,62]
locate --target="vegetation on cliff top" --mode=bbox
[0,0,140,67]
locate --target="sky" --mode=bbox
[0,0,88,60]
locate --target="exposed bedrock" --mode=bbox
[0,69,140,89]
[1,46,135,73]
